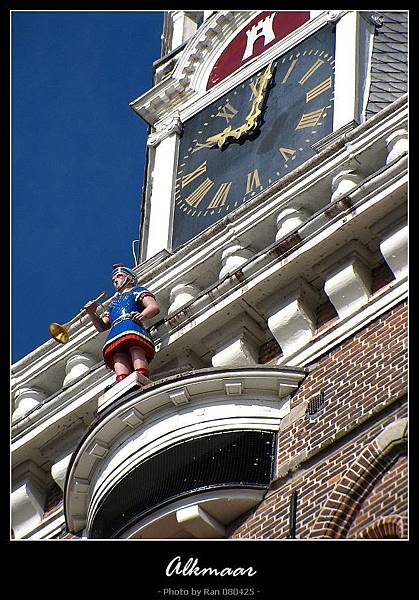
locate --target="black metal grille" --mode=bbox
[307,391,325,416]
[89,429,276,539]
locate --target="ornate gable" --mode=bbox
[130,10,341,127]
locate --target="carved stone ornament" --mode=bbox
[147,113,183,147]
[325,11,344,25]
[368,12,383,27]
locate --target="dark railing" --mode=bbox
[89,429,276,539]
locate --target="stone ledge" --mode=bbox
[97,372,151,413]
[279,401,308,431]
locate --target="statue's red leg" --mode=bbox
[129,346,149,377]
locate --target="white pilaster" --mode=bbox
[380,223,408,281]
[170,11,201,51]
[275,207,311,241]
[12,386,47,423]
[62,352,96,387]
[176,504,225,538]
[267,279,319,357]
[167,281,201,316]
[12,461,50,539]
[333,11,362,130]
[146,117,182,259]
[219,244,254,279]
[386,129,408,164]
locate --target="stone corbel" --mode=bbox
[12,461,51,539]
[325,10,345,25]
[317,240,374,320]
[267,278,319,357]
[275,207,312,241]
[330,169,363,202]
[12,386,47,423]
[207,313,265,368]
[219,243,254,280]
[147,113,183,147]
[379,223,408,282]
[45,422,86,491]
[176,504,225,538]
[167,281,202,316]
[51,454,72,492]
[62,352,96,387]
[386,129,408,164]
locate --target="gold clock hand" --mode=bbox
[244,61,274,132]
[204,61,274,149]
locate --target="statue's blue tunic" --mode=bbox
[102,285,155,368]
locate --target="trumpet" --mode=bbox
[49,291,107,344]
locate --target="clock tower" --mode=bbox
[132,10,376,259]
[12,10,407,543]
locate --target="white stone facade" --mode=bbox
[11,10,407,540]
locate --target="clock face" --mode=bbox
[173,25,335,250]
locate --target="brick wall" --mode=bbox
[228,300,408,539]
[347,454,408,538]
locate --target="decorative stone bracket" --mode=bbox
[206,313,265,367]
[267,278,319,358]
[12,386,47,423]
[62,352,96,387]
[219,243,254,280]
[379,223,408,282]
[275,207,311,241]
[386,129,408,164]
[316,241,374,320]
[147,113,183,147]
[167,281,202,316]
[176,504,226,538]
[330,169,363,202]
[12,461,51,539]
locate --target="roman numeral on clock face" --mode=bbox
[279,147,297,162]
[295,108,325,129]
[298,58,324,85]
[305,76,332,103]
[216,102,238,123]
[207,182,232,209]
[185,177,214,207]
[181,161,207,188]
[281,59,298,84]
[246,169,262,193]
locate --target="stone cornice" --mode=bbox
[151,157,406,351]
[11,95,407,396]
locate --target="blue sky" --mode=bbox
[12,10,164,363]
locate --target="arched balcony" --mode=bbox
[64,365,305,538]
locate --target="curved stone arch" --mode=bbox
[132,11,334,126]
[173,11,255,93]
[357,515,407,539]
[64,366,306,535]
[174,10,333,94]
[310,418,407,539]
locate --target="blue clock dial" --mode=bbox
[173,25,335,250]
